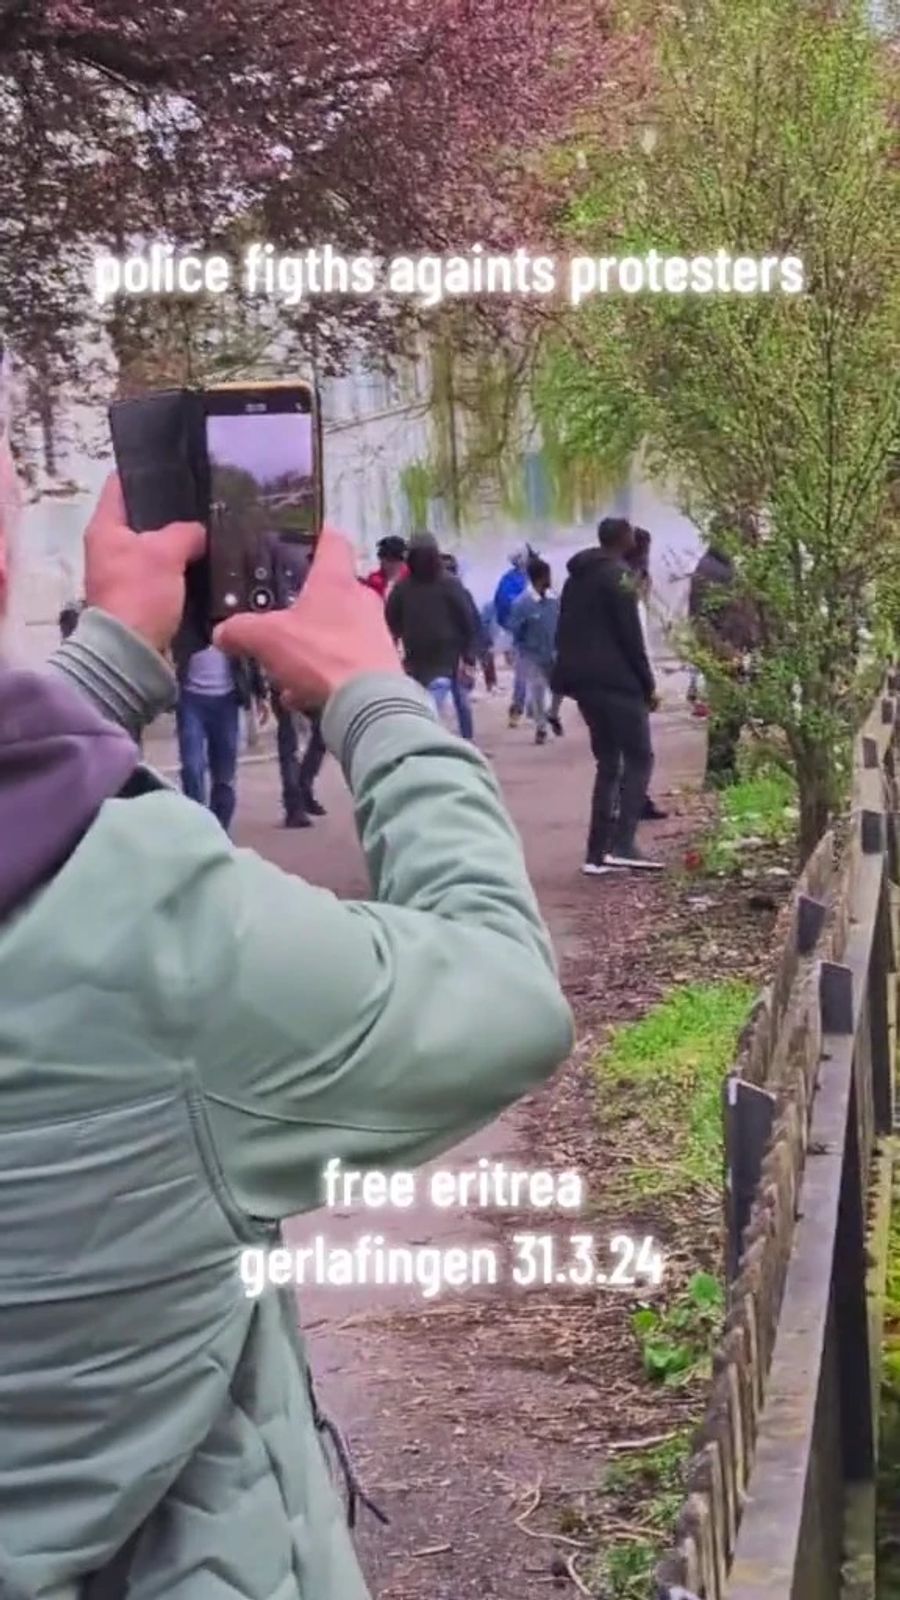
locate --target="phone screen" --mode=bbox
[204,385,319,618]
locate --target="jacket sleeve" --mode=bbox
[689,568,718,647]
[384,582,403,640]
[49,606,178,740]
[464,586,486,655]
[638,600,653,666]
[493,575,509,628]
[448,580,478,660]
[508,593,528,646]
[185,675,574,1219]
[609,572,655,702]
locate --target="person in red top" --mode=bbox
[365,536,409,600]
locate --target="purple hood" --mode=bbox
[0,667,139,921]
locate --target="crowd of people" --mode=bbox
[58,513,745,878]
[364,518,749,874]
[368,521,673,874]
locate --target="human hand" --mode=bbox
[214,526,403,709]
[83,474,206,652]
[255,696,270,728]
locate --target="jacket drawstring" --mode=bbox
[305,1366,389,1530]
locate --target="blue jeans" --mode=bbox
[510,650,527,716]
[427,676,475,740]
[521,656,551,732]
[427,677,454,720]
[451,674,474,740]
[176,690,240,833]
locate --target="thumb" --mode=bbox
[213,610,273,660]
[146,519,207,568]
[95,471,127,527]
[307,525,358,586]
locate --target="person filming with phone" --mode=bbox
[0,372,572,1597]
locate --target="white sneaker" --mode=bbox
[581,859,625,877]
[605,849,664,871]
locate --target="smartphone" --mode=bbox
[204,381,322,621]
[110,379,322,631]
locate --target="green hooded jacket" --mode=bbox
[0,608,573,1599]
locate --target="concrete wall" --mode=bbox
[14,352,704,664]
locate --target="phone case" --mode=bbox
[109,389,212,644]
[109,389,209,530]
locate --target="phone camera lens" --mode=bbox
[253,566,269,581]
[249,585,274,611]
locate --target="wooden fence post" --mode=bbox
[724,1077,777,1284]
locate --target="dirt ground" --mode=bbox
[226,684,711,1599]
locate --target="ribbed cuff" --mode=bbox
[49,608,177,739]
[321,673,439,774]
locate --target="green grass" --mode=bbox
[877,1167,900,1596]
[590,1431,696,1596]
[700,769,798,875]
[596,981,756,1199]
[632,1272,725,1387]
[602,1432,691,1513]
[588,985,750,1588]
[593,1541,658,1598]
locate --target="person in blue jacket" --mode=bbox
[509,557,561,745]
[493,548,533,727]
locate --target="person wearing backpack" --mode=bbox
[508,556,560,745]
[385,534,478,723]
[492,548,531,726]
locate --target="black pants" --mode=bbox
[273,697,326,817]
[578,690,653,862]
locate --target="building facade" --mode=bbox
[14,346,703,662]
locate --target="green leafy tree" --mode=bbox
[537,0,900,857]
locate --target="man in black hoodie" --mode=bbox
[554,518,662,875]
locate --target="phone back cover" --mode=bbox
[109,389,209,531]
[109,389,212,646]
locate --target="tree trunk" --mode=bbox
[28,348,57,476]
[794,740,835,863]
